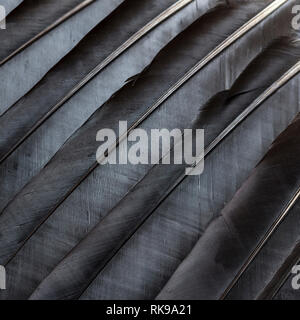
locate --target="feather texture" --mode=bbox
[0,0,299,300]
[0,1,285,299]
[0,0,204,214]
[0,0,125,115]
[273,242,300,300]
[0,0,194,164]
[77,2,299,300]
[82,62,300,299]
[0,0,218,299]
[225,159,300,299]
[74,37,299,299]
[0,0,96,66]
[28,36,300,301]
[157,95,300,300]
[258,242,300,299]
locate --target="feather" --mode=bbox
[0,0,204,213]
[273,244,300,300]
[79,56,300,299]
[0,1,284,299]
[81,36,299,300]
[75,1,297,298]
[0,0,126,115]
[0,0,194,164]
[224,165,300,299]
[0,0,217,299]
[1,0,299,300]
[0,0,96,66]
[224,113,300,300]
[28,39,300,300]
[258,242,300,300]
[156,94,300,300]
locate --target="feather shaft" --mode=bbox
[0,0,193,163]
[257,242,300,300]
[29,38,300,300]
[0,0,96,66]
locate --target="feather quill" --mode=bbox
[258,242,300,300]
[225,164,300,299]
[0,0,96,66]
[0,0,194,164]
[28,38,300,300]
[0,0,127,115]
[0,0,296,300]
[0,0,204,214]
[157,99,300,300]
[0,1,283,299]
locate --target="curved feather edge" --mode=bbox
[0,0,226,263]
[257,242,300,300]
[156,99,300,300]
[0,1,273,269]
[27,37,300,300]
[0,0,195,163]
[0,0,97,66]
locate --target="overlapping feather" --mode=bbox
[0,0,299,300]
[0,0,205,214]
[30,35,300,301]
[0,0,195,164]
[1,1,285,299]
[0,0,126,115]
[258,242,300,299]
[157,92,300,300]
[0,0,96,65]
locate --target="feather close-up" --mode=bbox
[0,0,300,303]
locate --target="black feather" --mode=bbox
[0,0,194,164]
[0,0,204,213]
[0,0,95,65]
[0,1,278,299]
[28,38,300,301]
[0,0,216,299]
[0,0,298,300]
[157,103,300,300]
[0,0,127,115]
[258,242,300,300]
